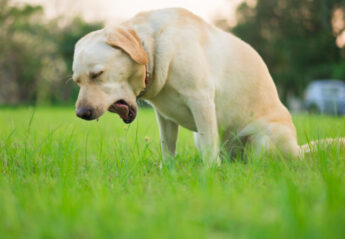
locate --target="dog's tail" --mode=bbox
[299,138,345,155]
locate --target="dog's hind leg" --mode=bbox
[239,121,300,158]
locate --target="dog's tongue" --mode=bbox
[112,102,129,119]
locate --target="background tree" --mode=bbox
[0,0,102,105]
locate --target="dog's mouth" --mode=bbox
[108,99,137,124]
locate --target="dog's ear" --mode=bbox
[106,27,148,65]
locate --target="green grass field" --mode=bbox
[1,107,345,239]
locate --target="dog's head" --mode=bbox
[72,27,148,123]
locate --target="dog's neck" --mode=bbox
[134,26,168,100]
[145,64,150,85]
[137,63,150,98]
[137,40,153,99]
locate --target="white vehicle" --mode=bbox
[304,80,345,115]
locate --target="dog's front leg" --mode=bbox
[189,99,220,166]
[155,110,179,162]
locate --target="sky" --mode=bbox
[15,0,244,25]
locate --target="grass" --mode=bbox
[0,107,345,239]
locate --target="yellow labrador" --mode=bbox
[72,8,344,164]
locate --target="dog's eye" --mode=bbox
[90,71,104,79]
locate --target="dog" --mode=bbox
[72,8,344,164]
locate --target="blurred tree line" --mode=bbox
[218,0,345,100]
[0,0,102,105]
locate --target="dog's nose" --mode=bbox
[76,107,93,120]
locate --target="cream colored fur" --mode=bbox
[72,8,344,165]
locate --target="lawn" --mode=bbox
[0,107,345,239]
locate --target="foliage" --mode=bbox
[0,108,345,238]
[0,0,102,105]
[229,0,345,100]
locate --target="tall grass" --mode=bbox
[0,107,344,239]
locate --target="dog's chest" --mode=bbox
[149,86,197,131]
